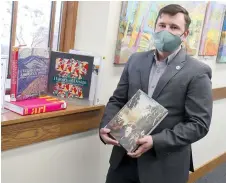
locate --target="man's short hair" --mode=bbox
[155,4,191,30]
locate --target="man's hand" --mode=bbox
[100,128,119,146]
[127,135,153,158]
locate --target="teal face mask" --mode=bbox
[153,30,183,53]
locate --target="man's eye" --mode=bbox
[159,24,165,28]
[172,26,178,29]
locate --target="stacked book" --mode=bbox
[4,46,103,116]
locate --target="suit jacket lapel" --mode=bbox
[140,51,154,94]
[152,49,187,99]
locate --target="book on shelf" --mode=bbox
[4,95,67,116]
[105,89,168,153]
[10,47,50,101]
[69,49,103,105]
[48,51,94,99]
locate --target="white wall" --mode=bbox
[192,99,226,169]
[2,129,112,183]
[74,1,124,104]
[2,2,226,183]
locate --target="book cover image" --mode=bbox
[105,89,168,153]
[10,47,50,101]
[48,51,94,99]
[69,49,103,104]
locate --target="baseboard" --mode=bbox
[188,152,226,183]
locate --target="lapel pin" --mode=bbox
[176,66,181,70]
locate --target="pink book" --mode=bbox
[4,96,67,116]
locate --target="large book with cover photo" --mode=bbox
[10,47,50,101]
[105,89,168,153]
[48,51,94,99]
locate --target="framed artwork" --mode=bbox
[114,1,207,64]
[179,1,207,56]
[217,12,226,63]
[114,1,166,64]
[199,2,225,56]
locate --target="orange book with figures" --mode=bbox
[4,95,67,116]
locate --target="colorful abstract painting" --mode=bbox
[114,1,166,64]
[114,1,207,64]
[217,13,226,63]
[179,2,207,56]
[199,2,225,56]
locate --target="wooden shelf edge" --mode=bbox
[1,104,105,126]
[2,105,105,151]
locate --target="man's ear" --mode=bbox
[182,30,189,41]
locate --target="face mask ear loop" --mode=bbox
[179,31,185,51]
[180,31,185,38]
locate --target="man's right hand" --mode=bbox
[100,128,119,146]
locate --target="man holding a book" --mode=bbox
[100,4,212,183]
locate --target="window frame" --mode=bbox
[59,1,78,52]
[6,1,78,79]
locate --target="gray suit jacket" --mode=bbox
[100,49,213,183]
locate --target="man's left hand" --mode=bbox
[127,135,153,158]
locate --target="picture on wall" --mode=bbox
[217,12,226,63]
[114,1,166,64]
[179,1,207,56]
[114,1,207,64]
[199,2,225,56]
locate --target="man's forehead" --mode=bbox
[157,20,181,27]
[158,13,185,21]
[157,13,186,25]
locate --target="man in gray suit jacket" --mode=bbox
[99,4,213,183]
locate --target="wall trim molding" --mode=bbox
[188,152,226,183]
[212,87,226,101]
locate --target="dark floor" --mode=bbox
[194,162,226,183]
